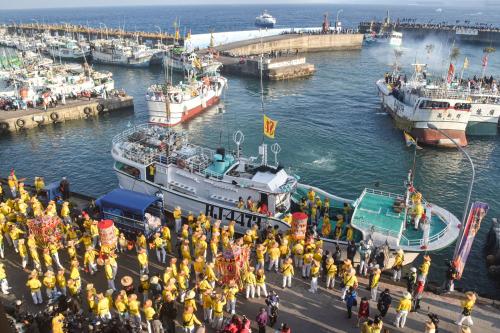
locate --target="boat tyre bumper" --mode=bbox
[16,118,25,128]
[83,107,92,115]
[50,112,60,122]
[97,103,105,113]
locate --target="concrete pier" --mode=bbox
[0,95,133,134]
[216,32,364,56]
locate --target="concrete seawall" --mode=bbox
[0,95,134,133]
[216,33,364,56]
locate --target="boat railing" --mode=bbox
[364,188,405,200]
[355,217,402,239]
[297,183,354,204]
[399,218,450,247]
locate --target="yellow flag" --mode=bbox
[186,29,191,40]
[464,57,469,69]
[175,29,180,41]
[263,115,277,139]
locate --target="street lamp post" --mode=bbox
[426,123,475,237]
[336,9,343,32]
[154,25,162,45]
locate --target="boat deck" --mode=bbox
[353,191,404,235]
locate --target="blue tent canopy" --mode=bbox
[95,189,162,216]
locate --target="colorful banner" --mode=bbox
[263,115,277,139]
[447,63,455,83]
[452,201,489,279]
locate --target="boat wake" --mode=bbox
[304,154,336,171]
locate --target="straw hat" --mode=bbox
[86,283,95,291]
[465,291,477,301]
[128,294,138,300]
[144,299,153,307]
[150,276,159,284]
[343,259,352,266]
[140,274,149,282]
[286,257,293,264]
[121,276,133,287]
[105,289,114,296]
[410,267,417,273]
[186,290,196,300]
[403,291,412,300]
[423,255,431,261]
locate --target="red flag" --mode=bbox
[482,54,488,68]
[447,63,455,83]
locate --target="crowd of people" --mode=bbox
[0,171,480,333]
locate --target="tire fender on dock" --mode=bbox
[83,107,92,115]
[96,103,105,113]
[50,112,59,122]
[16,118,26,128]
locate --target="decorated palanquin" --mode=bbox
[27,215,63,247]
[216,241,251,287]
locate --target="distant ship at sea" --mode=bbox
[255,10,277,28]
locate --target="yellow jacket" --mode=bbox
[397,298,412,311]
[26,278,42,291]
[43,276,56,289]
[182,312,201,327]
[97,298,110,316]
[51,314,65,333]
[144,306,155,321]
[343,274,358,287]
[281,263,294,277]
[138,253,148,267]
[420,261,431,275]
[128,300,140,316]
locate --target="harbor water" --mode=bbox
[1,4,499,297]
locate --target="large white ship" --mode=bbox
[111,124,461,257]
[377,65,472,147]
[146,75,227,126]
[255,10,277,28]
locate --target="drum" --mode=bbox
[98,219,117,248]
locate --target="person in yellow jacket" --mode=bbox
[268,241,281,272]
[17,238,29,269]
[34,177,45,195]
[201,289,213,323]
[56,269,66,297]
[302,249,314,278]
[341,268,358,300]
[97,292,112,321]
[136,233,147,253]
[394,291,412,328]
[281,257,294,289]
[43,270,57,300]
[69,260,81,289]
[143,299,156,333]
[325,256,337,289]
[205,262,218,288]
[370,265,381,301]
[137,247,149,275]
[103,259,115,291]
[26,271,43,304]
[128,294,141,327]
[153,233,166,264]
[419,255,431,283]
[392,248,405,282]
[90,220,99,248]
[51,312,65,333]
[211,293,226,330]
[183,305,202,332]
[0,263,11,294]
[139,274,150,303]
[255,268,268,298]
[67,279,79,299]
[309,260,321,293]
[61,201,71,224]
[224,280,239,314]
[457,291,476,327]
[161,226,172,253]
[114,292,128,319]
[244,267,256,299]
[9,224,24,253]
[177,270,188,302]
[7,175,17,198]
[173,206,182,234]
[84,246,98,275]
[292,241,304,268]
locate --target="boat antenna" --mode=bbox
[259,30,265,145]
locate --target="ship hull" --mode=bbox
[377,80,469,147]
[466,104,500,136]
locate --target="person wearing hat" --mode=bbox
[201,289,213,323]
[17,238,29,269]
[281,257,294,289]
[245,267,257,299]
[173,206,182,234]
[205,262,218,288]
[419,255,432,284]
[139,274,151,302]
[183,304,202,333]
[268,241,281,273]
[302,248,314,279]
[51,312,65,333]
[456,291,477,327]
[255,269,268,298]
[128,294,141,327]
[97,292,112,322]
[392,248,405,282]
[114,292,128,320]
[26,270,43,304]
[143,299,155,333]
[83,246,98,275]
[369,265,381,301]
[406,266,418,294]
[225,281,239,314]
[69,259,81,289]
[56,269,66,297]
[308,260,321,293]
[136,232,147,253]
[60,201,71,225]
[102,258,115,291]
[211,293,226,330]
[394,291,412,328]
[43,270,57,300]
[160,225,172,254]
[153,233,166,264]
[138,247,149,275]
[325,256,337,289]
[178,270,189,302]
[341,267,358,301]
[0,263,11,294]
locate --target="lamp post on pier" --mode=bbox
[426,123,475,250]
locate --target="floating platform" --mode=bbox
[0,95,134,134]
[219,55,315,80]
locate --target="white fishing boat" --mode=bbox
[111,124,461,257]
[389,31,403,48]
[162,48,222,76]
[92,40,152,67]
[146,75,227,126]
[255,10,277,28]
[46,39,89,61]
[377,64,472,147]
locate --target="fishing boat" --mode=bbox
[46,39,90,61]
[389,31,403,48]
[92,40,152,67]
[111,124,460,258]
[377,64,472,147]
[162,48,222,76]
[146,74,227,126]
[465,91,500,135]
[255,10,277,28]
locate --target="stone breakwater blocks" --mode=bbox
[0,96,134,133]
